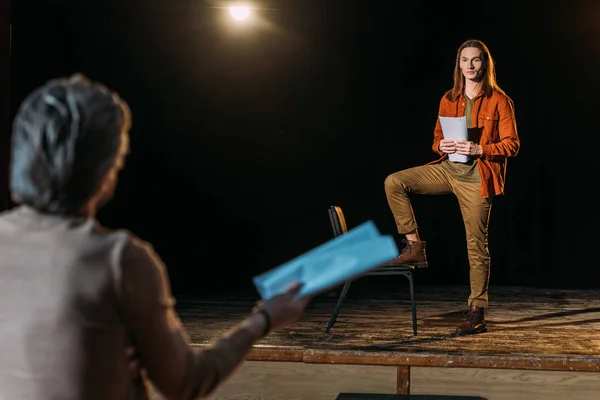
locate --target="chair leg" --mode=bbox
[404,271,418,336]
[326,280,352,333]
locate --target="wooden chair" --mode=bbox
[325,205,427,336]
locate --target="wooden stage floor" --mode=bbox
[177,280,600,373]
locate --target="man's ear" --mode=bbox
[89,169,114,203]
[10,194,22,204]
[98,171,114,193]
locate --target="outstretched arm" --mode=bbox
[118,238,309,400]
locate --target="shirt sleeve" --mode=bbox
[432,96,448,157]
[117,236,262,400]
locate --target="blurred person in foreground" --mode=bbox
[0,74,310,399]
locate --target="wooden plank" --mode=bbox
[191,344,305,362]
[303,350,600,372]
[241,346,305,362]
[397,365,410,394]
[190,342,600,373]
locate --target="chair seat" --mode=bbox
[379,262,415,270]
[369,264,415,274]
[380,261,429,270]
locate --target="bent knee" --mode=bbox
[384,173,402,192]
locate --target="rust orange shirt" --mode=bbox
[428,90,520,198]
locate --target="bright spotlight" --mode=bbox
[229,5,251,21]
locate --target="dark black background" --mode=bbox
[9,0,600,295]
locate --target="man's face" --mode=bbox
[460,47,484,82]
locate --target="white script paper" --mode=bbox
[439,116,469,163]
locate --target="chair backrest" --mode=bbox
[328,205,348,237]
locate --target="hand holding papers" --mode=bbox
[253,221,399,300]
[439,116,469,163]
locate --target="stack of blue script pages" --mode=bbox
[253,220,399,300]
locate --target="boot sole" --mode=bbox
[455,325,488,336]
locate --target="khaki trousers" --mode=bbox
[384,163,492,308]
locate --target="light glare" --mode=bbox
[229,5,251,21]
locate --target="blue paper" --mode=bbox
[253,220,399,300]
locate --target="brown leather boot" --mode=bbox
[388,239,428,267]
[455,305,487,335]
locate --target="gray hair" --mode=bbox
[10,73,131,214]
